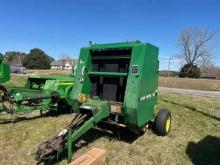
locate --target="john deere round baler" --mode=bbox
[36,41,172,163]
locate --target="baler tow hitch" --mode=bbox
[35,113,89,161]
[35,99,110,162]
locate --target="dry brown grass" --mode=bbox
[8,70,220,91]
[27,69,71,76]
[0,74,219,164]
[159,77,220,91]
[2,74,26,89]
[3,70,71,89]
[0,92,219,164]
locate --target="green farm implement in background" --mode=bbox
[0,53,10,108]
[0,52,75,116]
[36,41,172,163]
[0,53,10,83]
[0,75,74,116]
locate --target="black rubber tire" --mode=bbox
[0,85,8,101]
[155,109,171,136]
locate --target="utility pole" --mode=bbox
[168,57,173,77]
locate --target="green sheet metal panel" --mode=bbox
[71,41,159,127]
[136,44,159,126]
[0,53,10,83]
[123,43,159,126]
[71,48,92,101]
[123,44,144,125]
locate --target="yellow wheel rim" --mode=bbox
[165,116,171,132]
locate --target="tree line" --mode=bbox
[3,48,54,69]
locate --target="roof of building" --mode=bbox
[50,61,63,66]
[50,59,77,66]
[201,73,219,78]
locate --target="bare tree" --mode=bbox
[59,54,72,66]
[177,27,217,66]
[200,58,213,74]
[202,64,220,76]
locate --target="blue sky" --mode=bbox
[0,0,220,70]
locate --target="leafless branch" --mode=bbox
[177,27,218,65]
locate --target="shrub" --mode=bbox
[179,64,200,78]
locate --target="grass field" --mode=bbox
[8,69,220,91]
[0,93,219,165]
[159,77,220,91]
[0,74,219,164]
[27,69,71,76]
[4,70,71,88]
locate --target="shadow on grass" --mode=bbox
[186,135,220,165]
[38,122,142,164]
[161,99,220,121]
[0,110,70,124]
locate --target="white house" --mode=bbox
[50,59,77,70]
